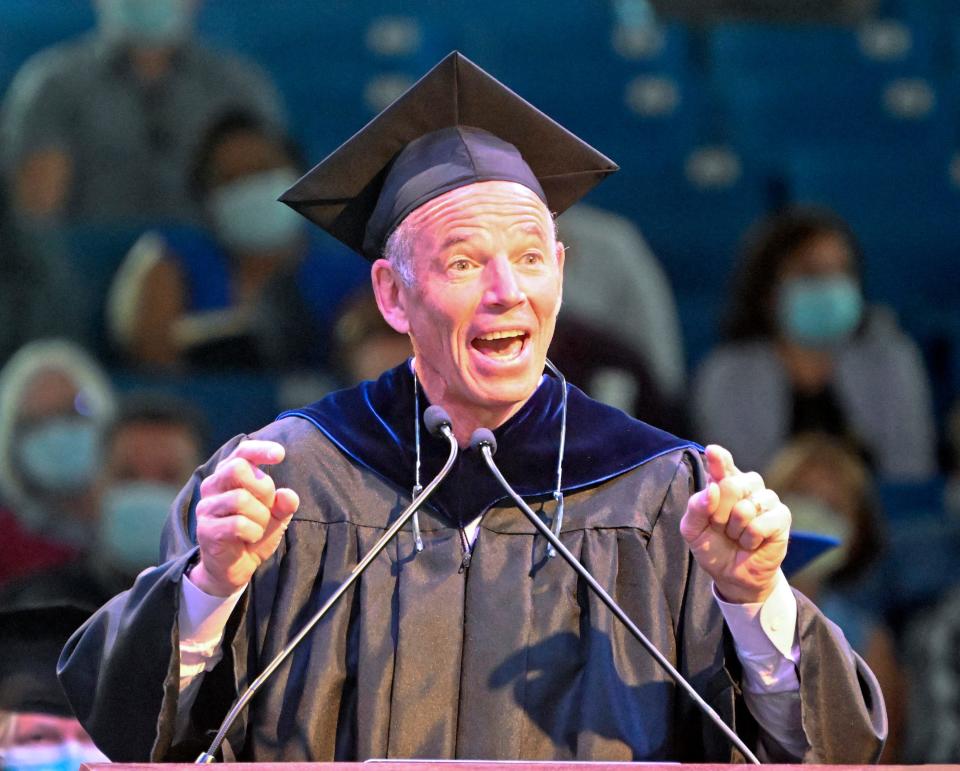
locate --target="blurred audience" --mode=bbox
[0,340,116,587]
[906,583,960,762]
[333,289,412,386]
[0,185,86,361]
[107,111,365,371]
[693,205,936,480]
[0,0,283,224]
[765,433,904,762]
[0,605,108,770]
[903,396,960,762]
[0,392,206,609]
[557,203,686,402]
[548,315,685,434]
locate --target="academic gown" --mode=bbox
[58,363,886,763]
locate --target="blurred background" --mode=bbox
[1,0,960,764]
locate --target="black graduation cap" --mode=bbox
[0,605,92,716]
[280,51,618,261]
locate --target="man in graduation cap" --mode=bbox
[58,53,886,763]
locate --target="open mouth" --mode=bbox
[471,329,529,360]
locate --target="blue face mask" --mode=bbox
[97,481,180,573]
[777,275,863,348]
[1,740,108,771]
[17,419,99,494]
[96,0,193,47]
[209,168,305,254]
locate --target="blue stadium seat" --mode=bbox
[708,22,949,165]
[587,145,773,296]
[197,0,457,160]
[675,290,725,374]
[708,20,935,84]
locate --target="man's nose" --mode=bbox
[483,256,526,307]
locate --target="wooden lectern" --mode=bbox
[80,764,958,771]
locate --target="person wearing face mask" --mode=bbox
[0,0,283,224]
[693,205,936,481]
[0,393,206,610]
[764,433,904,762]
[107,111,366,371]
[0,606,109,771]
[0,340,116,588]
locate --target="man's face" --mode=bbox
[381,180,564,422]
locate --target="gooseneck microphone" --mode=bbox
[469,429,762,766]
[196,406,458,763]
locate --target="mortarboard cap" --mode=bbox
[280,51,618,261]
[781,531,841,577]
[0,604,92,716]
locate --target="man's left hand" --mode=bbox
[680,444,790,604]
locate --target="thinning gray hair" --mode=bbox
[383,218,417,288]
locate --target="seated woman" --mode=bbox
[692,205,936,481]
[108,111,366,372]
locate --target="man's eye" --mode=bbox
[450,258,472,271]
[521,252,543,265]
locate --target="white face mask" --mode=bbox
[17,418,99,495]
[97,481,180,573]
[1,739,109,771]
[208,168,305,254]
[96,0,193,47]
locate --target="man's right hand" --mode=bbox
[190,440,300,597]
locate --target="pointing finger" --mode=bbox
[705,444,739,482]
[226,440,286,467]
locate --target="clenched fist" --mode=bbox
[190,440,300,597]
[680,444,791,604]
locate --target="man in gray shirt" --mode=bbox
[0,0,284,224]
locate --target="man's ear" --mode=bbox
[371,258,410,334]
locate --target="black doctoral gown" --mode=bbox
[58,363,886,763]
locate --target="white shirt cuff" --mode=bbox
[178,570,246,687]
[713,570,800,693]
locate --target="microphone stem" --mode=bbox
[479,446,761,766]
[197,429,459,763]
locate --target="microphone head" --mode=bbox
[469,428,497,455]
[423,405,453,437]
